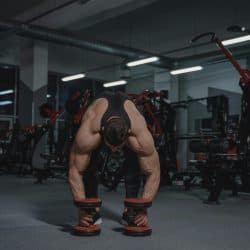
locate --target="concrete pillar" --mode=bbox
[33,41,48,125]
[19,40,48,126]
[154,71,171,93]
[174,75,189,170]
[169,75,179,102]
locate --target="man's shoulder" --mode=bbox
[124,99,141,115]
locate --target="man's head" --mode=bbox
[102,116,129,151]
[39,103,54,118]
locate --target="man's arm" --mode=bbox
[127,115,160,201]
[139,148,160,200]
[125,100,161,201]
[68,142,91,200]
[68,129,101,227]
[127,124,160,226]
[68,109,101,201]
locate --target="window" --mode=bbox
[0,65,17,116]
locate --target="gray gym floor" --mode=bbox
[0,175,250,250]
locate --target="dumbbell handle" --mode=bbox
[126,207,147,225]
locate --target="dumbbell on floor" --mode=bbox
[72,198,102,236]
[123,198,152,236]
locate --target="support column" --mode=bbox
[172,75,188,170]
[19,40,48,127]
[154,71,171,93]
[169,75,179,102]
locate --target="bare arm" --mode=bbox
[139,148,160,200]
[68,142,91,200]
[127,110,160,201]
[68,109,101,201]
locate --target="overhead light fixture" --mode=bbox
[126,57,159,67]
[0,101,13,106]
[222,35,250,46]
[170,66,203,75]
[0,89,14,95]
[103,80,127,88]
[61,73,85,82]
[46,94,51,98]
[227,25,247,33]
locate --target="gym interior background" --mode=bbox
[1,0,250,249]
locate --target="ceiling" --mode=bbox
[0,0,46,19]
[2,0,158,30]
[0,0,250,72]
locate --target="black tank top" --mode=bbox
[97,91,131,129]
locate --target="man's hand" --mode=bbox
[79,209,93,226]
[134,209,148,226]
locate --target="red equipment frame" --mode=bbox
[191,32,250,87]
[128,90,163,139]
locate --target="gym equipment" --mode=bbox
[0,121,34,175]
[191,32,250,150]
[65,89,91,125]
[32,104,69,183]
[189,31,250,200]
[173,94,230,198]
[123,198,152,236]
[98,148,125,191]
[129,90,163,139]
[129,90,177,185]
[190,138,232,154]
[72,198,102,236]
[31,90,91,183]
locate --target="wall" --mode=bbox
[0,0,249,168]
[0,36,20,66]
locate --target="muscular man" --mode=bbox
[68,91,160,227]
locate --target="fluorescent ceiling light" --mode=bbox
[46,94,51,98]
[0,101,13,106]
[126,57,159,67]
[103,80,127,88]
[222,35,250,46]
[62,73,85,82]
[170,66,203,75]
[0,89,14,95]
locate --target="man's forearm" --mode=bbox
[68,150,91,201]
[140,150,160,200]
[68,167,86,200]
[142,171,160,200]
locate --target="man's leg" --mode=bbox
[83,166,98,198]
[120,147,142,225]
[123,147,141,198]
[82,148,103,225]
[83,149,100,198]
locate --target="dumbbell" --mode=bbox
[123,198,152,236]
[72,198,102,236]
